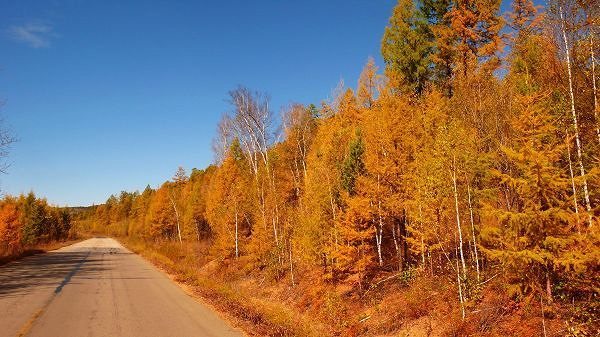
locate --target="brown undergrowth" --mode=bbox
[119,237,327,337]
[117,237,595,337]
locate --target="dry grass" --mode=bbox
[119,237,327,337]
[115,237,597,337]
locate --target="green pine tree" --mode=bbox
[381,0,433,94]
[341,131,365,195]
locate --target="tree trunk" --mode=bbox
[399,211,409,270]
[451,157,467,278]
[546,271,553,302]
[235,205,239,259]
[418,201,425,266]
[466,180,480,282]
[560,6,593,227]
[456,246,466,320]
[376,174,384,267]
[591,33,600,146]
[392,220,401,271]
[566,132,581,234]
[289,239,295,286]
[540,294,548,337]
[397,218,406,272]
[168,191,182,244]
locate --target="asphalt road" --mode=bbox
[0,238,244,337]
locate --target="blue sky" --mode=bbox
[0,0,524,206]
[0,1,399,206]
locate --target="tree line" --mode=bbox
[0,192,73,256]
[82,0,598,329]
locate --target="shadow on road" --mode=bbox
[0,251,105,298]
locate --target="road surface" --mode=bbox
[0,237,244,337]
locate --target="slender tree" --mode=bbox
[559,5,593,227]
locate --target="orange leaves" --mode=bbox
[0,199,22,253]
[147,185,177,239]
[335,195,376,282]
[445,0,504,76]
[0,194,72,255]
[357,57,380,109]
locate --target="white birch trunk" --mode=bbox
[560,6,593,227]
[169,191,182,244]
[392,221,401,271]
[418,202,425,266]
[466,181,480,282]
[235,205,239,259]
[452,156,467,279]
[456,246,466,320]
[591,33,600,146]
[272,216,279,248]
[566,131,581,233]
[376,174,383,267]
[376,215,383,267]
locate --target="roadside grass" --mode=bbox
[118,237,326,337]
[116,237,588,337]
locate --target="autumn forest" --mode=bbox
[2,0,599,335]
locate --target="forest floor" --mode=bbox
[116,237,596,337]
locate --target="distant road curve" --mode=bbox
[0,237,243,337]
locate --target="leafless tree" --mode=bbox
[212,114,234,165]
[227,86,273,177]
[214,86,281,249]
[281,103,315,182]
[0,117,15,175]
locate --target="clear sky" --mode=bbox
[0,0,523,207]
[0,1,399,206]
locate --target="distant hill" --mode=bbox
[64,205,98,217]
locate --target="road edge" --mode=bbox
[113,237,250,337]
